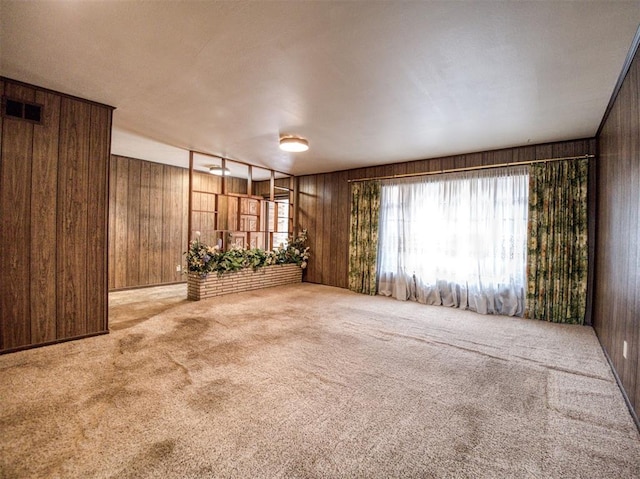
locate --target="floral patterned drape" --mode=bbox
[348,181,381,295]
[526,159,589,324]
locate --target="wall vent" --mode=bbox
[2,96,43,124]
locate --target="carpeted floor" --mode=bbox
[1,283,639,478]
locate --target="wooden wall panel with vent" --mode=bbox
[0,77,113,353]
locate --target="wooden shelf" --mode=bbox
[224,192,263,200]
[192,189,218,195]
[190,178,293,252]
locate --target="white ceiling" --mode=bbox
[1,1,639,176]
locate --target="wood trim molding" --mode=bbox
[599,342,640,432]
[0,76,115,110]
[0,330,109,355]
[596,24,640,137]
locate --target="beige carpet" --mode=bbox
[1,283,639,478]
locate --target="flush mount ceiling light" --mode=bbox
[279,135,309,152]
[209,166,231,176]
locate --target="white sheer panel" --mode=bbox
[377,166,529,316]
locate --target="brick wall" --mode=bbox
[187,264,303,300]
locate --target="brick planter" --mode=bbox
[187,264,303,301]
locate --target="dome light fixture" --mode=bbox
[279,135,309,152]
[209,166,231,176]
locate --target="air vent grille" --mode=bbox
[2,96,43,124]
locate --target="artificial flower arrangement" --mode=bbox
[185,229,310,277]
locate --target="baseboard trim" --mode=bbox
[109,280,186,292]
[599,341,640,433]
[0,330,110,355]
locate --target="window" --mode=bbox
[377,166,529,316]
[273,198,290,247]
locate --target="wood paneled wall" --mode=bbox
[226,175,248,195]
[108,156,252,290]
[594,44,640,420]
[297,139,595,290]
[0,78,112,353]
[108,154,263,289]
[108,155,190,290]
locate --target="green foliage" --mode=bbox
[185,229,310,277]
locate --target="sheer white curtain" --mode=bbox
[377,166,529,316]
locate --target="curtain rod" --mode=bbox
[347,154,594,183]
